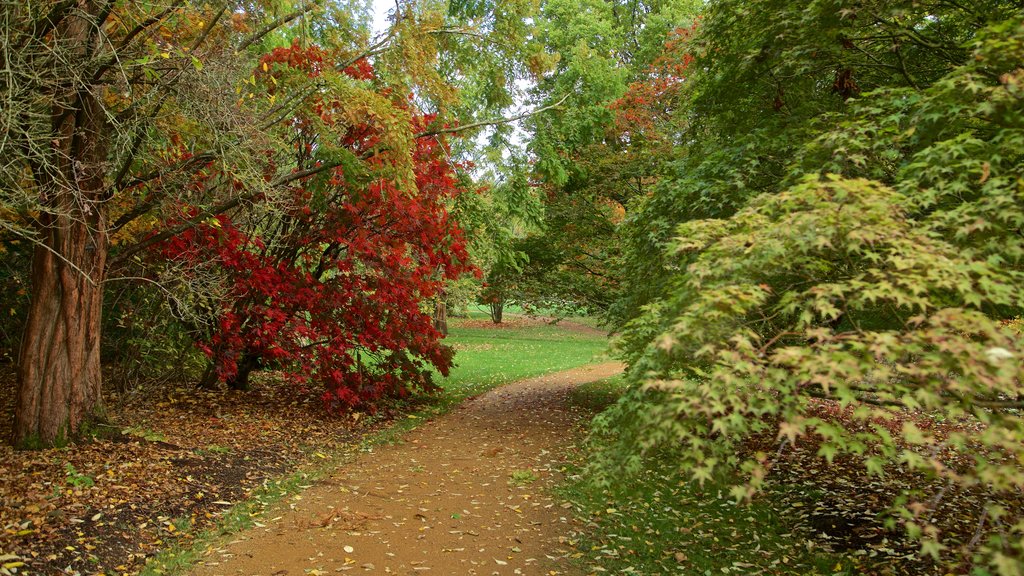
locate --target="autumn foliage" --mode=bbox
[609,25,695,141]
[155,43,473,411]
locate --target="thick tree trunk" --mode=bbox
[12,4,109,447]
[13,214,107,447]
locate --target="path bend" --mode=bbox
[191,361,624,576]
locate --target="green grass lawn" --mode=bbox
[434,320,609,403]
[560,377,856,576]
[369,320,610,444]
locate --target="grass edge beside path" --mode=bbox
[140,320,609,576]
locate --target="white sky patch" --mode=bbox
[370,0,395,34]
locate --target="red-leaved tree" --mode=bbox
[609,25,695,143]
[154,43,474,411]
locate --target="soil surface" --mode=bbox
[191,361,624,576]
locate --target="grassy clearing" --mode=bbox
[140,320,608,575]
[440,320,607,396]
[561,377,855,576]
[462,303,558,319]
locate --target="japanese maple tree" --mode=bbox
[155,43,474,410]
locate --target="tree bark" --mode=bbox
[489,301,504,324]
[198,363,220,390]
[11,3,109,448]
[13,211,107,447]
[433,298,448,336]
[226,352,260,391]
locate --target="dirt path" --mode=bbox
[191,362,624,576]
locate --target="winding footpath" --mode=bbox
[191,361,624,576]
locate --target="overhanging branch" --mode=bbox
[237,5,316,52]
[110,90,567,267]
[418,94,571,137]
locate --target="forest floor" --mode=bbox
[0,317,610,576]
[0,368,378,576]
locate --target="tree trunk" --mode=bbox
[198,363,219,389]
[433,298,448,336]
[12,6,109,448]
[226,352,260,391]
[13,213,107,447]
[489,301,504,324]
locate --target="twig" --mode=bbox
[967,502,990,550]
[237,5,315,52]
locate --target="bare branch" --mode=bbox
[20,0,76,46]
[426,27,485,39]
[418,94,571,137]
[110,156,338,267]
[117,0,185,50]
[237,5,315,52]
[189,4,227,52]
[110,152,218,233]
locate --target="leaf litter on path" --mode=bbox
[186,362,624,576]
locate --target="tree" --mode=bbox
[612,0,1017,325]
[1,0,257,447]
[512,0,699,317]
[598,2,1024,571]
[154,46,474,406]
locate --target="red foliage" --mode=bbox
[609,25,696,140]
[154,44,474,411]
